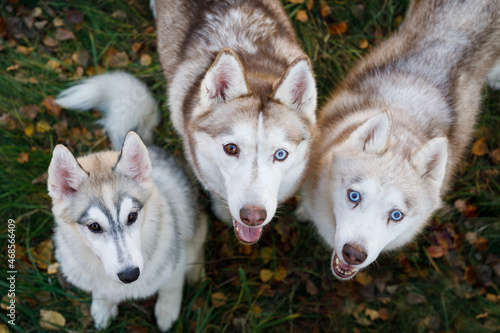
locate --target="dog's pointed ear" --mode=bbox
[115,132,152,183]
[411,137,448,187]
[272,56,317,123]
[200,48,250,106]
[48,145,89,201]
[349,109,392,154]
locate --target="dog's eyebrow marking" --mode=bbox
[404,198,414,210]
[348,176,363,185]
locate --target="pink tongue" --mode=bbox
[235,220,262,244]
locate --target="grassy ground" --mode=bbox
[1,0,499,332]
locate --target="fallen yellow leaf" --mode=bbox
[260,269,274,282]
[17,152,29,163]
[25,124,35,137]
[210,292,227,308]
[40,309,66,330]
[471,138,488,156]
[295,10,308,23]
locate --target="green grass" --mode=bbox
[1,0,499,332]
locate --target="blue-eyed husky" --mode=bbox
[300,0,500,280]
[49,73,207,331]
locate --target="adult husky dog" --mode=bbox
[153,0,317,244]
[50,73,207,331]
[300,0,500,280]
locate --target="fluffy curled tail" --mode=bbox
[56,72,160,150]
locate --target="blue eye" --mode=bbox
[390,210,404,221]
[274,149,288,161]
[348,190,361,203]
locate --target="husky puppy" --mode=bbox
[300,0,500,280]
[153,0,318,244]
[50,73,207,331]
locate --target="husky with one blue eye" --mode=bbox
[50,73,207,331]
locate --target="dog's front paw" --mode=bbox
[91,299,118,330]
[155,298,181,332]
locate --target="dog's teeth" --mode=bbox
[335,257,339,265]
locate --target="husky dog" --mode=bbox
[153,0,317,244]
[300,0,500,280]
[50,73,207,331]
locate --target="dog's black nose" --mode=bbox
[118,267,140,283]
[240,206,267,226]
[342,243,367,265]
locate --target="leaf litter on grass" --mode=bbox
[1,0,499,331]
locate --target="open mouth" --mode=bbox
[332,252,358,280]
[234,220,262,244]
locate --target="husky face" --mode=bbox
[48,132,154,284]
[325,111,448,280]
[188,49,316,244]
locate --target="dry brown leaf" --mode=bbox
[476,237,489,252]
[0,17,6,38]
[43,36,58,48]
[306,278,318,295]
[465,204,478,218]
[275,266,287,281]
[20,105,39,120]
[329,22,348,35]
[355,271,372,286]
[476,312,488,319]
[252,305,263,317]
[56,28,75,41]
[32,7,43,17]
[465,232,478,245]
[143,26,155,34]
[427,244,445,258]
[34,239,54,270]
[131,42,143,54]
[0,323,8,333]
[36,121,51,133]
[35,20,48,30]
[464,265,476,285]
[16,45,34,56]
[378,307,389,321]
[103,47,130,68]
[320,1,331,17]
[365,308,379,321]
[42,96,62,117]
[454,199,467,214]
[295,10,308,23]
[7,64,19,71]
[471,138,489,156]
[1,113,17,130]
[17,152,29,163]
[140,53,152,66]
[408,292,427,305]
[53,17,64,27]
[72,51,89,67]
[66,9,84,25]
[490,148,500,164]
[29,77,39,84]
[260,247,273,264]
[32,171,48,185]
[46,59,61,70]
[359,39,369,49]
[47,262,60,275]
[306,0,314,11]
[40,309,66,330]
[210,292,227,308]
[287,0,305,3]
[86,65,105,76]
[260,269,274,282]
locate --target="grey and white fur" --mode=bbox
[300,0,500,280]
[50,72,207,331]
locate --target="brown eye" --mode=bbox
[223,143,239,156]
[128,212,138,225]
[88,222,102,233]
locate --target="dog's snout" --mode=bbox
[342,244,367,265]
[117,267,140,283]
[240,206,267,226]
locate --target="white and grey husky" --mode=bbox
[300,0,500,280]
[49,72,207,331]
[153,0,318,244]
